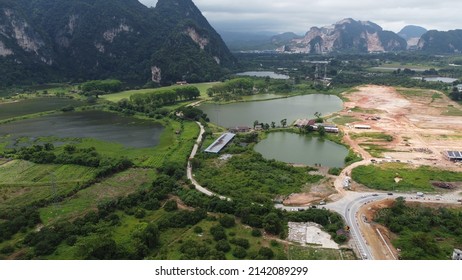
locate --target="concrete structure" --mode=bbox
[312,123,339,133]
[204,133,236,154]
[445,151,462,162]
[453,249,462,260]
[354,124,371,130]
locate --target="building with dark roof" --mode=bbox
[445,151,462,162]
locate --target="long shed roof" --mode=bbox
[447,151,462,159]
[204,133,236,154]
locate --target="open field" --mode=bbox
[339,85,462,170]
[39,168,156,224]
[101,82,218,103]
[351,163,462,192]
[0,97,84,121]
[0,160,98,209]
[287,245,356,260]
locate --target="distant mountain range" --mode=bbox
[223,19,462,55]
[282,19,407,54]
[398,25,428,49]
[0,0,236,86]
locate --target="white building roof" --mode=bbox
[204,133,236,154]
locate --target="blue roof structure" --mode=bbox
[204,133,236,154]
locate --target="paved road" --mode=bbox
[278,191,462,260]
[186,121,230,201]
[185,114,462,259]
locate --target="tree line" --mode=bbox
[116,86,200,114]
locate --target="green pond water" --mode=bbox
[199,94,342,128]
[254,132,348,168]
[0,111,164,148]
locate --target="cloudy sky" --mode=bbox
[139,0,462,34]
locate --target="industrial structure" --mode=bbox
[445,151,462,162]
[204,133,236,154]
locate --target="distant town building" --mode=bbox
[453,249,462,260]
[176,81,188,85]
[254,124,263,131]
[228,126,251,133]
[294,119,316,127]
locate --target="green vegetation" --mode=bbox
[102,82,217,102]
[331,115,361,125]
[375,198,462,260]
[443,105,462,116]
[39,168,156,224]
[0,160,98,209]
[350,132,394,157]
[350,132,394,142]
[195,150,322,202]
[351,163,462,191]
[288,246,356,260]
[0,97,85,121]
[80,80,123,94]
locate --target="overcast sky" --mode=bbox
[139,0,462,34]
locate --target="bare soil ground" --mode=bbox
[284,177,336,206]
[357,199,399,260]
[341,85,462,171]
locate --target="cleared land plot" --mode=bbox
[288,245,355,260]
[0,98,84,121]
[340,86,462,168]
[39,168,156,224]
[352,163,462,192]
[102,82,218,103]
[0,160,98,208]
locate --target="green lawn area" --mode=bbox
[331,115,361,125]
[287,246,356,260]
[0,160,98,209]
[39,168,157,224]
[101,82,218,103]
[351,163,462,192]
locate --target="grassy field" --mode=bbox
[101,82,218,103]
[350,132,394,157]
[350,132,394,142]
[154,219,286,260]
[331,115,361,125]
[287,246,356,260]
[195,149,322,201]
[0,97,85,121]
[443,105,462,116]
[39,168,157,224]
[352,163,462,192]
[48,210,287,260]
[0,160,98,209]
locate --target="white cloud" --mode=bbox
[138,0,462,33]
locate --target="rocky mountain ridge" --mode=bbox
[0,0,236,86]
[280,18,407,54]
